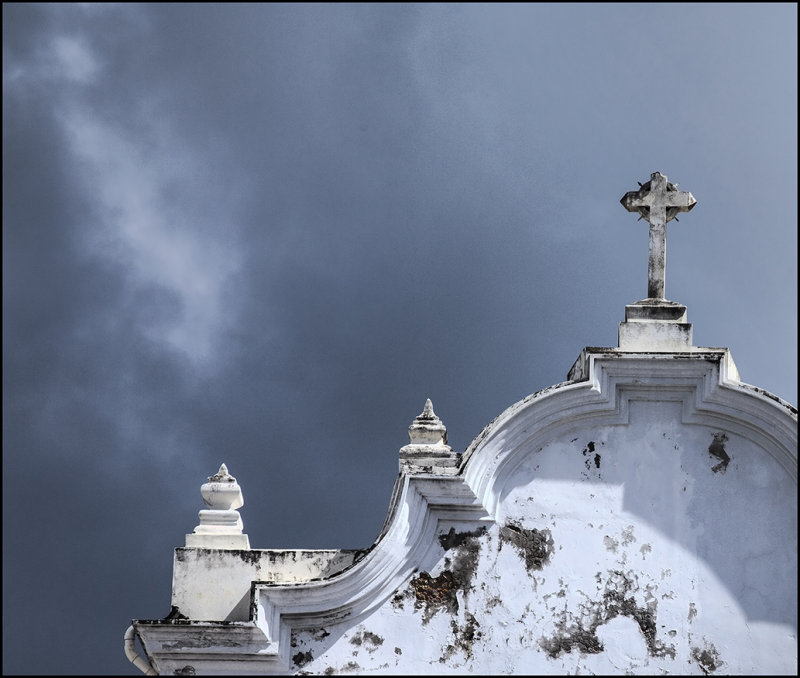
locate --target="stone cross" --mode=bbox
[620,172,696,300]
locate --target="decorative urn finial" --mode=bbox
[185,463,250,550]
[407,398,448,446]
[398,398,459,475]
[201,463,243,510]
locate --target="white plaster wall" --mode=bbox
[171,549,361,622]
[287,399,797,674]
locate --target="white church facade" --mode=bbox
[126,174,797,675]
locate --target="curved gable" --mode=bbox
[135,349,796,674]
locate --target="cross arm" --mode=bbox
[620,175,696,223]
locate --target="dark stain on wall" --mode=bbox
[540,570,675,660]
[540,624,604,658]
[164,605,188,621]
[708,433,730,473]
[499,523,554,572]
[602,577,668,657]
[581,441,603,472]
[292,650,313,668]
[391,590,408,610]
[349,629,384,652]
[323,661,360,674]
[692,643,722,675]
[401,527,486,623]
[409,570,459,622]
[439,612,482,663]
[161,634,243,650]
[438,526,486,589]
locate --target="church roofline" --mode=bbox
[133,348,796,674]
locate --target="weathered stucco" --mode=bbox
[170,548,366,622]
[133,349,797,675]
[283,399,795,675]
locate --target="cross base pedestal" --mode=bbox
[618,299,692,351]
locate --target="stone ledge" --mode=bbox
[566,346,740,384]
[624,299,688,322]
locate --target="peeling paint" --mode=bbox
[409,570,459,622]
[438,527,486,589]
[349,629,384,652]
[486,594,502,608]
[292,650,314,668]
[621,525,636,545]
[499,523,554,571]
[602,572,673,658]
[540,622,604,658]
[312,628,330,642]
[539,570,675,660]
[399,528,490,625]
[323,661,360,674]
[390,591,407,610]
[692,642,723,675]
[440,612,482,662]
[162,635,243,650]
[173,666,196,676]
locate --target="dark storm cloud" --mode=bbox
[3,3,795,674]
[4,5,221,466]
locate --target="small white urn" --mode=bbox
[200,463,244,510]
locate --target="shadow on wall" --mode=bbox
[495,397,797,630]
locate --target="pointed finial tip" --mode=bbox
[208,463,235,483]
[405,396,449,447]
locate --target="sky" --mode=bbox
[2,3,796,675]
